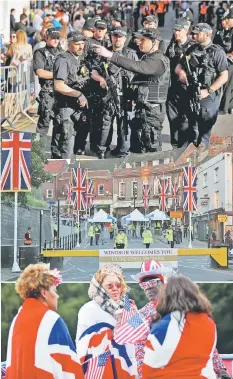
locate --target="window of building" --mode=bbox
[214,191,219,208]
[132,181,137,197]
[203,173,207,187]
[47,189,53,199]
[154,178,159,194]
[119,182,126,198]
[98,184,104,195]
[214,167,219,183]
[152,160,159,166]
[125,163,132,168]
[164,157,170,164]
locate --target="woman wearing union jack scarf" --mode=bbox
[76,264,149,379]
[142,275,231,379]
[4,263,84,379]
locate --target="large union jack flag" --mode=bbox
[183,166,198,212]
[65,182,72,205]
[158,178,169,212]
[143,184,150,209]
[86,178,94,209]
[172,181,179,205]
[0,133,31,191]
[72,168,87,211]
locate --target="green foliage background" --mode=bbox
[1,283,233,361]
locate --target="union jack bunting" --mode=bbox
[172,182,179,205]
[1,362,6,379]
[0,133,31,191]
[65,182,72,205]
[72,168,87,211]
[183,166,198,212]
[143,184,150,209]
[158,178,169,212]
[86,178,94,209]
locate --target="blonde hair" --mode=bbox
[15,263,55,300]
[15,30,28,45]
[95,265,127,296]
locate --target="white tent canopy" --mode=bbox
[146,209,170,221]
[124,209,147,222]
[88,209,116,223]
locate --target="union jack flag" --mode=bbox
[72,168,87,211]
[0,132,31,191]
[86,178,94,209]
[172,181,179,205]
[158,178,169,212]
[1,362,6,379]
[85,350,111,379]
[183,166,198,212]
[65,182,72,205]
[143,184,150,209]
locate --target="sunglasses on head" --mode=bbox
[105,282,121,290]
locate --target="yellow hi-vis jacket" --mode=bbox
[142,229,153,244]
[88,225,95,237]
[114,233,128,248]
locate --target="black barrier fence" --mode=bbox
[43,233,80,251]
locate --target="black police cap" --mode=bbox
[45,27,60,39]
[67,31,86,43]
[111,26,127,37]
[136,28,161,41]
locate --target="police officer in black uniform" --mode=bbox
[142,15,166,53]
[176,23,228,147]
[91,26,138,158]
[84,20,112,156]
[93,28,170,153]
[166,18,195,148]
[215,8,233,114]
[51,32,89,159]
[33,28,62,136]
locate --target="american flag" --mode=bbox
[72,168,87,211]
[172,181,179,205]
[86,178,94,209]
[158,178,169,212]
[120,295,135,324]
[114,312,149,345]
[85,350,111,379]
[65,182,72,205]
[143,184,150,209]
[0,132,31,191]
[183,166,198,212]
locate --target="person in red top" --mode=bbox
[142,275,221,379]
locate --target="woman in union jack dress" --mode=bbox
[4,263,84,379]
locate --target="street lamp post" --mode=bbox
[39,210,43,254]
[133,182,137,209]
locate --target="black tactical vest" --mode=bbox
[222,28,233,53]
[186,43,223,88]
[134,52,170,104]
[39,47,62,91]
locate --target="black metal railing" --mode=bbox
[43,233,80,251]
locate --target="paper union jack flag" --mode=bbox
[114,312,149,345]
[0,132,31,191]
[65,182,72,205]
[158,178,169,212]
[86,178,94,209]
[183,166,198,212]
[172,181,179,205]
[85,350,111,379]
[72,168,87,211]
[143,184,150,209]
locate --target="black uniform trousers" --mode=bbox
[37,90,54,135]
[51,107,89,159]
[130,102,165,153]
[167,89,220,147]
[220,63,233,112]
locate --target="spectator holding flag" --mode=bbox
[76,264,139,378]
[142,275,217,379]
[4,263,84,379]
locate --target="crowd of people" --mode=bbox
[2,261,232,378]
[1,1,232,159]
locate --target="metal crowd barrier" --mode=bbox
[0,61,36,128]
